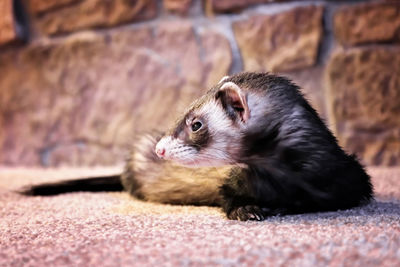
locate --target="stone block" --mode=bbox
[0,0,17,45]
[29,0,81,14]
[33,0,157,35]
[209,0,283,13]
[326,47,400,166]
[163,0,192,14]
[334,2,400,46]
[233,6,323,72]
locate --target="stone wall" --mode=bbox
[0,0,399,166]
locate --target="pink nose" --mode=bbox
[156,147,166,158]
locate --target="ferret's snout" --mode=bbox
[155,136,177,159]
[155,139,167,158]
[156,147,166,158]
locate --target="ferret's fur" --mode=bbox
[122,132,230,205]
[21,72,373,221]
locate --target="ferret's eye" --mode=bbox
[191,121,202,132]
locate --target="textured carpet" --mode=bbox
[1,167,400,266]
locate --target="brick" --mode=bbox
[209,0,283,13]
[233,5,323,72]
[164,0,192,14]
[33,0,157,35]
[326,47,400,166]
[334,2,400,45]
[29,0,80,14]
[0,0,17,45]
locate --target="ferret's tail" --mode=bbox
[19,175,123,196]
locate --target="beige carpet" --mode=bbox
[1,167,400,266]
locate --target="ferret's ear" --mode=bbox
[218,76,230,84]
[216,82,250,123]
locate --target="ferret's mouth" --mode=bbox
[156,151,200,168]
[155,136,198,165]
[155,136,234,168]
[154,150,200,168]
[155,147,215,168]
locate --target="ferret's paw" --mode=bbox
[227,205,268,221]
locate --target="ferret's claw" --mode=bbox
[228,205,267,221]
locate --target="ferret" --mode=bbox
[21,72,373,221]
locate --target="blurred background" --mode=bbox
[0,0,399,167]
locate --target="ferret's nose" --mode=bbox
[156,147,166,158]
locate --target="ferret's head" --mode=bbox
[155,76,252,167]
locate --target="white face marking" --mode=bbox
[194,99,239,167]
[155,136,197,165]
[155,128,236,168]
[198,99,231,134]
[155,98,243,168]
[156,134,220,167]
